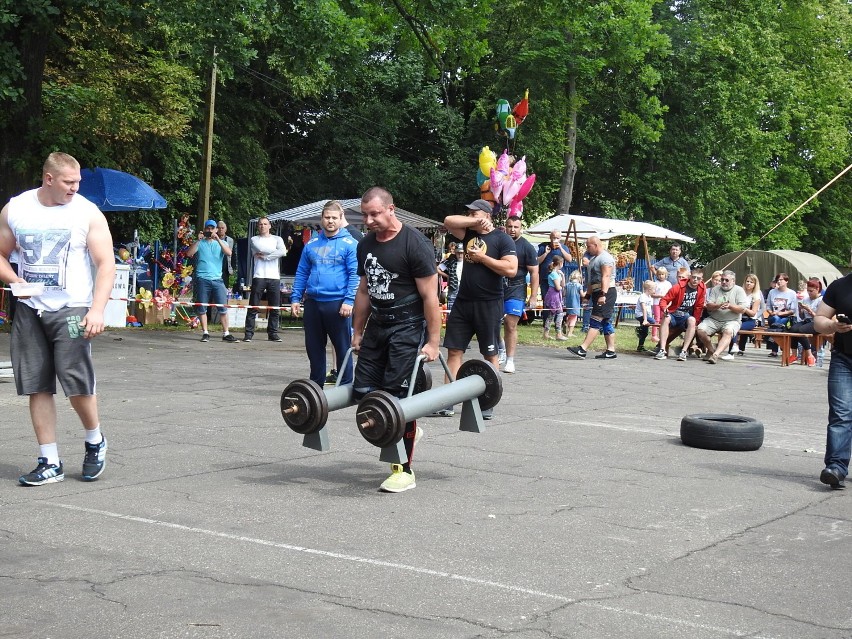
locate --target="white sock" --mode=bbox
[40,443,60,466]
[223,330,230,336]
[85,425,103,445]
[506,357,514,365]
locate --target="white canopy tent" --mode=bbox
[526,213,694,243]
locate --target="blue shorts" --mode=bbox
[504,298,525,317]
[196,277,227,316]
[669,313,691,330]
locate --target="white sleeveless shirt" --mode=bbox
[7,189,97,312]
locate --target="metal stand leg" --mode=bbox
[379,439,407,464]
[302,427,330,452]
[459,398,486,433]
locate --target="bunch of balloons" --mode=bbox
[476,147,536,217]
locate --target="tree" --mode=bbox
[488,0,670,219]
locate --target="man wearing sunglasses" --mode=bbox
[695,270,748,364]
[654,269,706,361]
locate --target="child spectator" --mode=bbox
[564,269,583,338]
[635,280,656,352]
[651,266,672,342]
[543,255,566,340]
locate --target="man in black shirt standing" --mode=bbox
[814,274,852,489]
[441,200,517,417]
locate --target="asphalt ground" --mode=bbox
[0,327,849,639]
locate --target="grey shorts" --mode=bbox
[11,303,97,397]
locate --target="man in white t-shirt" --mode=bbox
[244,216,287,343]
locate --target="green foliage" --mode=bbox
[0,0,849,268]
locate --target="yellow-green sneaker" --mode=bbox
[379,464,416,493]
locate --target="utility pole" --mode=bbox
[197,47,218,229]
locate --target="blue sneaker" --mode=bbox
[19,457,64,486]
[82,436,108,481]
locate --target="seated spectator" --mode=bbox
[766,272,799,357]
[732,273,765,357]
[789,277,823,366]
[654,268,706,361]
[696,270,748,364]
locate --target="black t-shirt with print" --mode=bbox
[357,225,436,307]
[456,229,516,301]
[678,286,699,314]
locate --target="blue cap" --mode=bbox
[204,220,217,227]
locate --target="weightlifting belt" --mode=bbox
[370,293,424,324]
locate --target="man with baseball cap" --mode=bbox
[437,199,516,418]
[187,219,238,342]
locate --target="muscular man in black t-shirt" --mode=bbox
[351,187,441,493]
[815,273,852,489]
[441,199,517,417]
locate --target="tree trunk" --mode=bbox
[0,14,55,203]
[557,72,577,215]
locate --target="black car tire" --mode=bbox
[680,414,764,451]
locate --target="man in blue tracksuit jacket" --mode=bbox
[290,200,360,385]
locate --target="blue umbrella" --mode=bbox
[78,167,167,211]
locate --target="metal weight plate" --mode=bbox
[280,379,329,435]
[456,360,503,410]
[413,361,432,394]
[356,391,406,448]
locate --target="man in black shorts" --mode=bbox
[566,235,618,359]
[351,187,441,493]
[441,199,517,417]
[0,152,115,485]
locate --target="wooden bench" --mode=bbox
[737,329,833,367]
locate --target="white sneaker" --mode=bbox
[504,360,515,374]
[720,353,735,361]
[498,349,506,365]
[654,350,667,360]
[730,344,739,354]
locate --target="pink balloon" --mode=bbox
[490,168,505,201]
[514,173,536,203]
[496,150,511,173]
[502,178,522,206]
[510,155,527,181]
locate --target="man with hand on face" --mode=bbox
[290,200,359,387]
[187,219,237,342]
[537,230,572,324]
[440,199,517,418]
[0,152,114,486]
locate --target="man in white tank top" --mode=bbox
[0,152,115,486]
